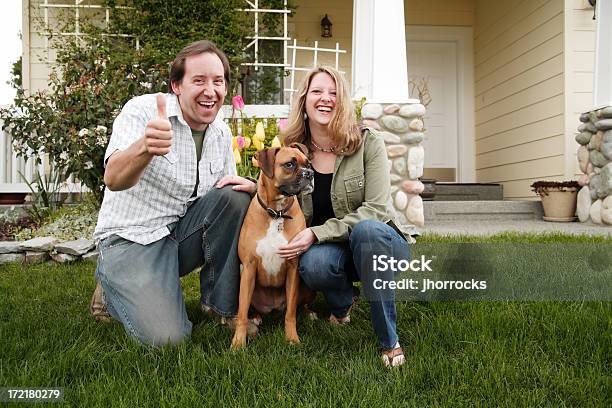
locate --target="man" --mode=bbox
[91,40,256,347]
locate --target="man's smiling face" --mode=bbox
[171,52,227,131]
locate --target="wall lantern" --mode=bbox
[589,0,596,20]
[321,14,332,38]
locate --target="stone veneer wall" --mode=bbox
[361,102,426,234]
[575,106,612,225]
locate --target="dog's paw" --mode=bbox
[231,334,247,350]
[285,328,301,344]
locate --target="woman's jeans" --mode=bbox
[94,186,250,347]
[299,220,410,350]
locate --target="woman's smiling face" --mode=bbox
[305,72,337,128]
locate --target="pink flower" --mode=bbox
[237,136,246,149]
[278,118,288,131]
[232,95,245,111]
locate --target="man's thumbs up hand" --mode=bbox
[156,93,168,119]
[144,93,173,156]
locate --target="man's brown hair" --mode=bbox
[168,40,230,93]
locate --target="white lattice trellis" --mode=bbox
[38,0,138,49]
[284,39,346,103]
[239,0,290,71]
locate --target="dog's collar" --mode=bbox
[257,194,294,220]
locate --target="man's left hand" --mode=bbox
[216,175,256,194]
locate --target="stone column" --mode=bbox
[352,0,426,233]
[575,109,612,225]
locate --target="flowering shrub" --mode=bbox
[0,35,167,203]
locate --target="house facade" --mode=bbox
[16,0,603,201]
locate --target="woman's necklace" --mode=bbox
[311,139,337,153]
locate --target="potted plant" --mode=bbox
[530,181,580,222]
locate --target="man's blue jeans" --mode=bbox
[94,186,250,347]
[299,220,410,350]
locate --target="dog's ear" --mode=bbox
[289,142,309,157]
[255,148,280,178]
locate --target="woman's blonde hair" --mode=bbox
[281,66,362,155]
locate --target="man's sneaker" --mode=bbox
[90,282,112,322]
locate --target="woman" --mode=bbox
[278,66,411,368]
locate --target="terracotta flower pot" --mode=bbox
[531,181,579,222]
[539,189,578,222]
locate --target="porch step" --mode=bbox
[424,200,543,222]
[432,183,503,201]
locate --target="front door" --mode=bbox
[406,38,459,182]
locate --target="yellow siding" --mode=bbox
[288,0,353,95]
[474,0,564,199]
[289,0,474,93]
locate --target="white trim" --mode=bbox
[22,0,30,94]
[405,26,475,183]
[220,104,289,120]
[593,0,612,107]
[563,0,576,179]
[352,0,411,103]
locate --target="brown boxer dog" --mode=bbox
[231,143,315,350]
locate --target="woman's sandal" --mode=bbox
[329,313,351,325]
[382,346,405,368]
[328,286,360,325]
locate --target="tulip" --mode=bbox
[243,136,252,149]
[232,136,238,149]
[233,148,241,164]
[232,95,245,111]
[270,136,281,148]
[278,118,288,131]
[253,138,264,151]
[237,136,246,149]
[255,121,266,141]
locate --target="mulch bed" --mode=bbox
[0,217,38,241]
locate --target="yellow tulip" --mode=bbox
[253,138,264,151]
[243,136,252,149]
[255,121,266,141]
[232,137,238,149]
[270,136,281,148]
[233,148,241,164]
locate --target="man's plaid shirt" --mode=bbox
[93,93,236,245]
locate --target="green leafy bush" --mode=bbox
[0,31,167,203]
[15,201,99,241]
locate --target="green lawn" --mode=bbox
[1,234,610,407]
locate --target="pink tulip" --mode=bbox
[232,95,245,111]
[278,118,288,131]
[237,136,246,149]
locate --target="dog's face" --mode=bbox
[256,143,314,196]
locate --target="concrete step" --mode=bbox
[424,200,543,222]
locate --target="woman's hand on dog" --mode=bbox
[216,175,257,194]
[278,228,316,259]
